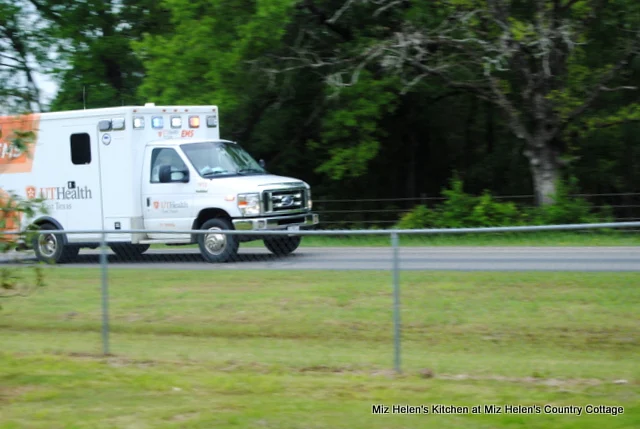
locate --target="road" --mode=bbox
[2,246,640,271]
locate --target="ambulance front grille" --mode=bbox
[263,188,307,214]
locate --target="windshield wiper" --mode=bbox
[202,171,230,177]
[237,168,264,174]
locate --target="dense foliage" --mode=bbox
[396,176,610,229]
[1,0,639,220]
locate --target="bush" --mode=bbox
[436,177,478,228]
[397,177,526,229]
[528,177,603,225]
[396,205,435,229]
[395,176,606,229]
[0,190,47,308]
[470,192,525,227]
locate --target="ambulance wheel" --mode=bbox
[263,236,301,256]
[33,223,80,264]
[198,218,239,263]
[109,244,150,258]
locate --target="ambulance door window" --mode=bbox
[150,148,187,183]
[70,133,92,165]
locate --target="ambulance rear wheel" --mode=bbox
[198,218,239,263]
[33,223,80,264]
[109,244,150,259]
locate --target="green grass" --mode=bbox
[1,268,639,428]
[294,231,640,247]
[150,231,640,250]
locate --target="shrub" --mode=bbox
[395,176,607,229]
[396,205,435,229]
[529,177,602,225]
[436,177,478,228]
[470,191,524,227]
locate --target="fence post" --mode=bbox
[391,231,401,374]
[100,231,110,355]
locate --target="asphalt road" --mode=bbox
[3,246,640,271]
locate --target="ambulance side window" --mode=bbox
[70,133,91,165]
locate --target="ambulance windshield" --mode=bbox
[181,141,266,178]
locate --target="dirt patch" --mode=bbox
[67,351,111,358]
[37,351,632,388]
[298,365,351,373]
[0,385,40,402]
[105,357,157,368]
[51,352,158,368]
[436,374,606,386]
[169,412,200,421]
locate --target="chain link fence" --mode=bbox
[2,221,639,376]
[314,193,640,228]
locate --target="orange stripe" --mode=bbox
[0,113,41,174]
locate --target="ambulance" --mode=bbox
[0,104,319,263]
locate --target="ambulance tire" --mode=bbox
[198,218,239,263]
[33,223,80,264]
[263,236,301,256]
[109,244,150,259]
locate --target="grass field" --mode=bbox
[1,268,639,428]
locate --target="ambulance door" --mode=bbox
[141,146,193,240]
[96,119,136,241]
[59,126,104,243]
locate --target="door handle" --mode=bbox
[146,197,150,207]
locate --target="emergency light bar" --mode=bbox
[98,120,111,132]
[133,117,144,129]
[151,117,163,129]
[112,118,125,131]
[98,109,217,133]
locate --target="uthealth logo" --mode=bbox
[153,201,188,209]
[26,185,92,200]
[25,186,37,199]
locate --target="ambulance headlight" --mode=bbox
[171,116,182,128]
[307,190,312,210]
[151,117,163,129]
[237,193,260,216]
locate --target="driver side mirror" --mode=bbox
[259,159,266,169]
[159,165,189,183]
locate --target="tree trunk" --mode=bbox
[527,144,560,206]
[485,102,494,154]
[464,96,477,172]
[406,133,417,199]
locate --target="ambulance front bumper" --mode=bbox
[233,213,319,231]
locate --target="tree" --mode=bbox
[0,0,56,112]
[134,0,317,166]
[25,0,173,110]
[280,0,640,205]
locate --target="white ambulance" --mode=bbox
[0,104,319,263]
